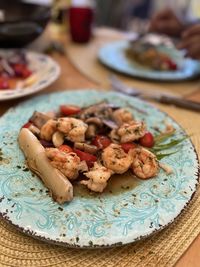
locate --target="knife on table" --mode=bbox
[110,76,200,112]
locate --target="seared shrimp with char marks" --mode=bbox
[81,162,113,192]
[40,119,57,141]
[102,144,132,174]
[45,148,81,180]
[57,118,88,142]
[109,129,120,143]
[117,121,146,143]
[129,147,159,179]
[112,108,134,126]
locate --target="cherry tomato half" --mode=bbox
[13,64,32,79]
[73,148,97,168]
[22,122,32,128]
[121,143,137,153]
[60,105,81,116]
[59,145,73,153]
[21,67,32,78]
[0,77,9,89]
[139,132,154,148]
[164,58,177,70]
[92,135,111,149]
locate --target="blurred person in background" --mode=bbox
[95,0,143,29]
[27,0,200,60]
[95,0,200,60]
[95,0,198,30]
[150,0,200,59]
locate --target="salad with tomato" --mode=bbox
[0,50,32,90]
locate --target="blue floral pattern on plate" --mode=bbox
[98,41,200,81]
[0,50,60,101]
[0,90,199,247]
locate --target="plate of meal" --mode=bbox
[98,40,200,81]
[0,90,199,248]
[0,50,60,101]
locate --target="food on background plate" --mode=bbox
[125,40,178,71]
[18,101,182,204]
[0,50,34,90]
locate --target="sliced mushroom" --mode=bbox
[52,131,65,148]
[85,117,102,127]
[45,111,57,119]
[28,124,40,137]
[79,102,112,119]
[18,128,73,204]
[85,124,97,139]
[98,107,113,119]
[30,111,52,129]
[74,142,98,154]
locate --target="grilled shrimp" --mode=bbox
[129,147,159,179]
[81,162,113,192]
[40,119,57,141]
[57,118,88,142]
[109,129,120,143]
[102,144,132,174]
[112,108,133,126]
[45,148,81,180]
[117,121,146,143]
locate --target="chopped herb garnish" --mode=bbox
[152,137,187,152]
[156,150,179,160]
[154,131,176,144]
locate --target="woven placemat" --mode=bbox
[0,103,200,267]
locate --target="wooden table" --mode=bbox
[0,27,200,267]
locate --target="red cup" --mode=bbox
[69,7,93,43]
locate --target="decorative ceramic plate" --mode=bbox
[0,90,199,248]
[0,50,60,101]
[98,41,200,81]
